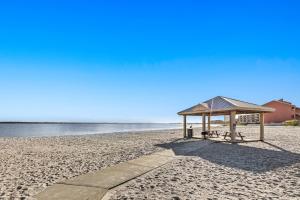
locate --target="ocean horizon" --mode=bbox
[0,122,204,137]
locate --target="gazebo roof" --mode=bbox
[178,96,275,116]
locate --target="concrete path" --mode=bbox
[35,139,212,200]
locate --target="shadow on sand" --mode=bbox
[155,139,300,173]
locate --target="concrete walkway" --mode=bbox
[35,139,212,200]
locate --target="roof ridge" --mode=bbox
[219,96,239,107]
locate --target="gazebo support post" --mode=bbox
[230,111,236,142]
[202,114,206,132]
[208,115,211,132]
[260,113,264,141]
[183,115,187,138]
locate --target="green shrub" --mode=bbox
[283,120,299,126]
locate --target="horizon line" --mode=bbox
[0,121,201,124]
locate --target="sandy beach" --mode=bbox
[1,126,300,199]
[109,126,300,200]
[0,129,182,199]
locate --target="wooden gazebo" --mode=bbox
[178,96,275,142]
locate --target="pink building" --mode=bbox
[263,99,300,124]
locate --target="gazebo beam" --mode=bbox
[260,113,264,141]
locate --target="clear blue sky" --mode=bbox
[0,0,299,122]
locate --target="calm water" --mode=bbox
[0,123,196,137]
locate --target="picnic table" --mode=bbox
[202,130,220,139]
[223,131,245,141]
[208,130,220,138]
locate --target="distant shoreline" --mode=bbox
[0,122,192,124]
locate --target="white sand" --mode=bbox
[0,129,182,199]
[1,126,300,200]
[109,126,300,200]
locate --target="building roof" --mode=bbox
[178,96,275,116]
[264,99,300,110]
